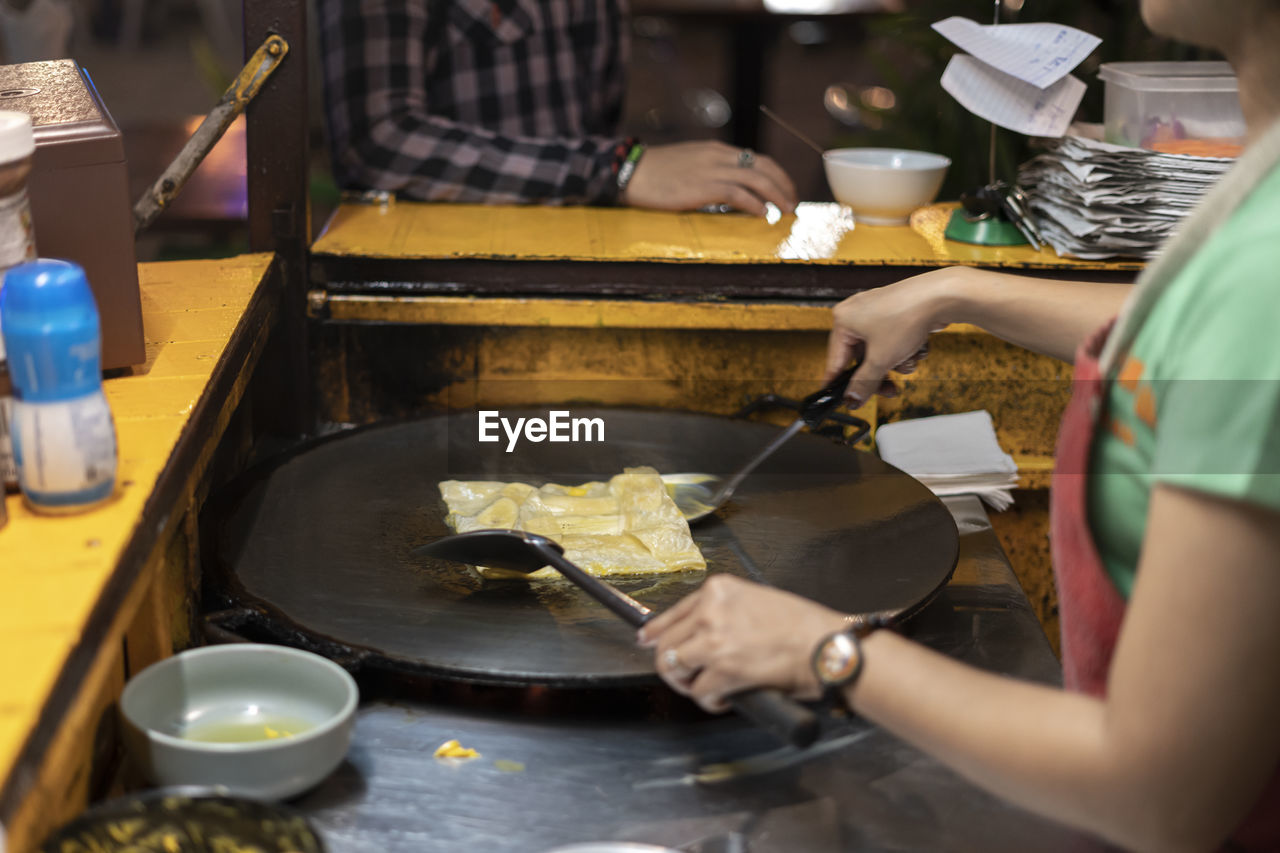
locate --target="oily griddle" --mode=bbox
[211,409,959,686]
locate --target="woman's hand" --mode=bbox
[637,574,848,712]
[622,141,798,216]
[826,268,967,405]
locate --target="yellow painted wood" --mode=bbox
[0,632,73,773]
[3,563,137,851]
[317,293,838,330]
[0,252,273,834]
[314,294,1062,336]
[313,200,1143,272]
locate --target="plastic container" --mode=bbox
[1099,61,1245,152]
[0,259,117,513]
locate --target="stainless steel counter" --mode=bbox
[288,496,1102,852]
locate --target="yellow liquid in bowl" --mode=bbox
[183,714,316,743]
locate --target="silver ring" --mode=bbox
[662,648,682,670]
[737,148,756,168]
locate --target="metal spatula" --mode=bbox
[415,530,819,748]
[664,362,860,523]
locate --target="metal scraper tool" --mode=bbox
[663,361,860,523]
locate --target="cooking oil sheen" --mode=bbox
[183,714,315,743]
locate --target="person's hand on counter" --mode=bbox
[637,574,846,711]
[621,141,798,217]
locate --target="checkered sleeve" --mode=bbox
[319,0,629,205]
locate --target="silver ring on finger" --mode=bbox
[737,148,756,169]
[663,648,682,670]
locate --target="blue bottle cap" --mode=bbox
[0,259,102,403]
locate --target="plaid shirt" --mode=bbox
[319,0,632,205]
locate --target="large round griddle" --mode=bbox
[210,409,958,687]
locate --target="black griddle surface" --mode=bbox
[211,409,958,686]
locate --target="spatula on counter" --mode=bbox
[415,529,820,749]
[663,361,860,523]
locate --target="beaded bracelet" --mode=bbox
[615,143,646,199]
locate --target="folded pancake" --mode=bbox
[439,466,706,579]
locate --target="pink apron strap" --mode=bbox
[1050,320,1126,697]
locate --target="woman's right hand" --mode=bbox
[826,267,965,405]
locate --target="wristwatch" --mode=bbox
[811,613,890,704]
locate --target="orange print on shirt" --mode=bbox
[1107,415,1136,447]
[1118,357,1145,392]
[1134,384,1158,429]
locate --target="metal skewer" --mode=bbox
[988,0,1000,185]
[759,105,825,156]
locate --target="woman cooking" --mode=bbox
[640,0,1280,849]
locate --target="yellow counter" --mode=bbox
[313,200,1142,272]
[0,253,277,849]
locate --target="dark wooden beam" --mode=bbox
[243,0,313,435]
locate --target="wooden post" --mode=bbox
[243,0,312,436]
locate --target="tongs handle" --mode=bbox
[799,358,861,429]
[538,545,820,749]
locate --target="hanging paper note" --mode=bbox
[933,16,1100,88]
[942,54,1086,138]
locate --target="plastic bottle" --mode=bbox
[0,259,117,513]
[0,110,37,501]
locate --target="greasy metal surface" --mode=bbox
[211,409,958,686]
[281,497,1098,852]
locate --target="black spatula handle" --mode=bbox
[540,545,819,742]
[540,548,654,626]
[727,687,820,748]
[540,541,821,748]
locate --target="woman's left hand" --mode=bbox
[637,574,849,712]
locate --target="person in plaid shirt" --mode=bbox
[318,0,797,215]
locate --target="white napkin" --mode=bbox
[876,410,1019,510]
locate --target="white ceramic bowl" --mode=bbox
[540,840,680,845]
[120,643,359,800]
[823,148,951,225]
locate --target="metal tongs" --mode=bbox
[416,529,820,748]
[664,361,861,523]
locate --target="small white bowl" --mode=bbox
[120,644,359,800]
[823,148,951,225]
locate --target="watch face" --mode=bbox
[815,632,860,685]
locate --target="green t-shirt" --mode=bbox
[1088,162,1280,598]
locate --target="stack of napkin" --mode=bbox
[876,411,1019,511]
[1018,134,1235,259]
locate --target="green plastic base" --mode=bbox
[944,209,1028,246]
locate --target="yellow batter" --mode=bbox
[439,466,706,578]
